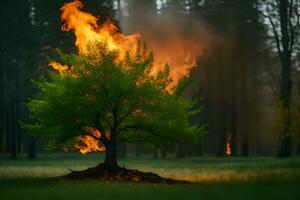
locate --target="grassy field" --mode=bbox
[1,154,300,200]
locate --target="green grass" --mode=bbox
[1,154,300,200]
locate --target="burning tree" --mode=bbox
[22,1,204,182]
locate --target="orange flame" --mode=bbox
[60,0,139,60]
[56,0,203,153]
[49,61,69,74]
[74,127,105,154]
[225,133,232,156]
[148,34,205,89]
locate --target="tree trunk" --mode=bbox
[278,134,292,157]
[104,132,118,168]
[218,112,227,156]
[5,104,10,153]
[241,136,249,156]
[10,101,17,158]
[0,116,3,153]
[152,146,158,159]
[27,136,36,159]
[296,143,300,155]
[160,145,167,158]
[117,143,127,159]
[176,144,186,158]
[0,74,3,153]
[187,145,194,157]
[278,0,292,157]
[135,144,142,158]
[196,143,203,156]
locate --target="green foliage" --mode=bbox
[22,45,205,149]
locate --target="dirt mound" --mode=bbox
[62,164,191,184]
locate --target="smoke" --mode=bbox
[118,0,212,88]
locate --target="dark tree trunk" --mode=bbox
[196,143,203,156]
[176,144,186,158]
[230,124,238,156]
[278,134,292,157]
[5,104,10,153]
[231,135,238,156]
[0,79,6,154]
[218,113,227,156]
[278,0,292,157]
[16,67,22,155]
[104,132,118,168]
[217,47,228,157]
[187,145,194,157]
[117,143,127,159]
[27,136,36,159]
[10,101,17,158]
[0,115,3,153]
[241,136,249,156]
[0,71,3,153]
[296,143,300,155]
[135,144,142,158]
[160,145,167,158]
[152,146,158,159]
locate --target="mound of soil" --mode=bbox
[62,164,190,184]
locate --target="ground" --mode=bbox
[0,154,300,200]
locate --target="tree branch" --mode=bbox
[290,0,300,53]
[101,85,115,112]
[289,0,296,54]
[93,115,110,144]
[266,13,284,61]
[116,125,166,140]
[115,106,138,129]
[103,117,113,130]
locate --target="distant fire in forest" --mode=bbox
[51,0,202,154]
[225,133,232,156]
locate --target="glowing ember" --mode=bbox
[225,133,232,156]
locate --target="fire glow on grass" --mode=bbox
[50,0,201,154]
